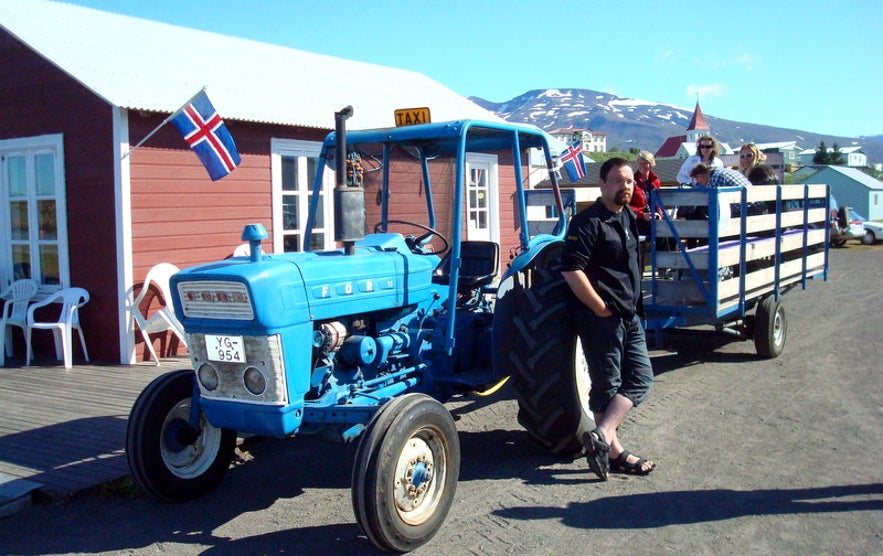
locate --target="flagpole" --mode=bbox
[121,86,207,159]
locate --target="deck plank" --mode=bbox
[0,358,189,498]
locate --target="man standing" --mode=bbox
[561,157,656,480]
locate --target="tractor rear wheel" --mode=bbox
[352,394,460,553]
[500,245,594,458]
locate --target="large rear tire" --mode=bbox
[126,370,236,502]
[499,244,594,458]
[352,394,460,553]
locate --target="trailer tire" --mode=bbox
[502,244,594,458]
[754,295,787,359]
[126,370,236,502]
[352,394,459,553]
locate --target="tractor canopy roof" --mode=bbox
[322,120,555,158]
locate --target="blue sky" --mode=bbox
[64,0,881,139]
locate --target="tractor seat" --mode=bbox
[433,241,500,295]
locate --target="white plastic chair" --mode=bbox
[129,263,187,365]
[26,287,90,369]
[1,279,39,366]
[233,243,251,257]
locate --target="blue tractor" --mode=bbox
[126,110,592,552]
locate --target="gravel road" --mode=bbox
[1,245,880,555]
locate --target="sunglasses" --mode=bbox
[699,144,713,149]
[740,153,755,159]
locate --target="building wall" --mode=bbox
[0,30,120,362]
[126,114,328,360]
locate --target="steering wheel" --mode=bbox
[373,219,449,255]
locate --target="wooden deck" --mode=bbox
[0,355,191,499]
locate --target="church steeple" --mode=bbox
[686,101,709,142]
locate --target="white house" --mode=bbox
[798,146,867,167]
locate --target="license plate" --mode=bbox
[205,334,245,363]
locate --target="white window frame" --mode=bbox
[0,134,69,292]
[464,153,499,243]
[270,139,335,252]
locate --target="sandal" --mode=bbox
[582,428,610,481]
[609,450,656,476]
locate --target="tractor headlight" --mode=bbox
[243,367,267,395]
[197,363,219,391]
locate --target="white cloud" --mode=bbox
[693,52,761,71]
[654,50,676,64]
[685,84,726,99]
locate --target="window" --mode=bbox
[270,139,334,252]
[0,134,68,291]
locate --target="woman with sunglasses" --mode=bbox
[738,142,767,178]
[676,134,723,185]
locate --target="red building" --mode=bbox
[0,1,509,363]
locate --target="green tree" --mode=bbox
[813,141,830,164]
[587,149,636,164]
[862,166,882,180]
[830,143,844,165]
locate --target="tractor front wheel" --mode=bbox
[352,394,460,553]
[126,370,236,501]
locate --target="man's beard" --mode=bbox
[614,190,632,206]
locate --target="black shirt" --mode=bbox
[561,199,642,318]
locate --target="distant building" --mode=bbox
[798,146,867,167]
[655,101,733,159]
[550,128,607,153]
[802,166,883,220]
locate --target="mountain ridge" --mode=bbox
[470,88,883,163]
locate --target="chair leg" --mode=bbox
[52,329,64,361]
[76,326,89,363]
[25,328,32,366]
[58,327,71,368]
[0,325,6,366]
[139,328,161,365]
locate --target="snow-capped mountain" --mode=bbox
[470,88,882,162]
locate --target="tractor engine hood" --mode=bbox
[170,233,442,334]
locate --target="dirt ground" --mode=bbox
[1,245,881,555]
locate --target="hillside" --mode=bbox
[470,88,883,163]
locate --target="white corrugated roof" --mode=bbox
[0,0,501,130]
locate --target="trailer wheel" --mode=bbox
[352,394,460,553]
[126,370,236,502]
[754,296,787,359]
[502,244,594,458]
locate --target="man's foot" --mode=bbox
[582,428,610,481]
[609,450,656,475]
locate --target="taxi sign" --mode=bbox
[394,107,431,127]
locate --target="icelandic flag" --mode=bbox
[170,90,241,181]
[559,142,586,182]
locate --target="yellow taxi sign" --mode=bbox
[394,107,431,127]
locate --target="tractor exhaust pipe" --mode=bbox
[333,106,365,255]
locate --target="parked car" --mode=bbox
[808,196,864,247]
[861,219,883,245]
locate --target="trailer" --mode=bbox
[641,183,830,358]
